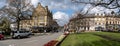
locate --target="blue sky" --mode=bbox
[31,0,81,26]
[0,0,118,26]
[31,0,86,26]
[32,0,86,16]
[0,0,6,8]
[0,0,84,26]
[0,0,119,16]
[51,9,75,16]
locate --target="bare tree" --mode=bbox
[71,0,120,14]
[2,0,34,31]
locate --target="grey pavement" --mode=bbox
[0,32,63,46]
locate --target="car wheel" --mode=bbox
[27,35,30,38]
[17,36,21,39]
[12,37,15,39]
[1,38,4,40]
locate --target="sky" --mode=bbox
[0,0,6,8]
[0,0,119,26]
[31,0,85,26]
[0,0,84,26]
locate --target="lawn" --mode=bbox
[60,32,120,46]
[90,32,120,40]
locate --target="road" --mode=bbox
[0,32,63,46]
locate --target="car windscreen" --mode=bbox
[19,31,24,33]
[12,31,17,33]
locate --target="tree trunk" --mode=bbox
[17,19,20,31]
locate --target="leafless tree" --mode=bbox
[71,0,120,14]
[2,0,34,31]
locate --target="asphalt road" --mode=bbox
[0,32,63,46]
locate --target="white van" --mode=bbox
[11,30,31,39]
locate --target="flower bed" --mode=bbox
[44,32,69,46]
[44,40,58,46]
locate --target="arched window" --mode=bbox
[110,21,111,24]
[99,23,101,25]
[106,21,108,24]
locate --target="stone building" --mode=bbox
[68,12,120,32]
[52,20,59,30]
[20,2,54,32]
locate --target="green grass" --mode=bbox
[94,32,120,38]
[60,32,120,46]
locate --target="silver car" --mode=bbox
[11,30,31,39]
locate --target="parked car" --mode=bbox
[0,32,4,40]
[11,30,31,39]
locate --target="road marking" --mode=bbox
[9,44,15,46]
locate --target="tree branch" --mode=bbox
[71,0,120,9]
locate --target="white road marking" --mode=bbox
[9,44,15,46]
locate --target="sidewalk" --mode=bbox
[4,35,11,40]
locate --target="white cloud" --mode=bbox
[48,1,68,10]
[87,6,106,14]
[38,0,83,11]
[0,0,6,8]
[81,4,93,14]
[82,4,120,14]
[31,0,39,7]
[53,11,69,26]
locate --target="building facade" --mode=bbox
[68,12,120,32]
[20,3,58,32]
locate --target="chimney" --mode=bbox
[37,2,41,7]
[45,6,48,10]
[38,2,41,5]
